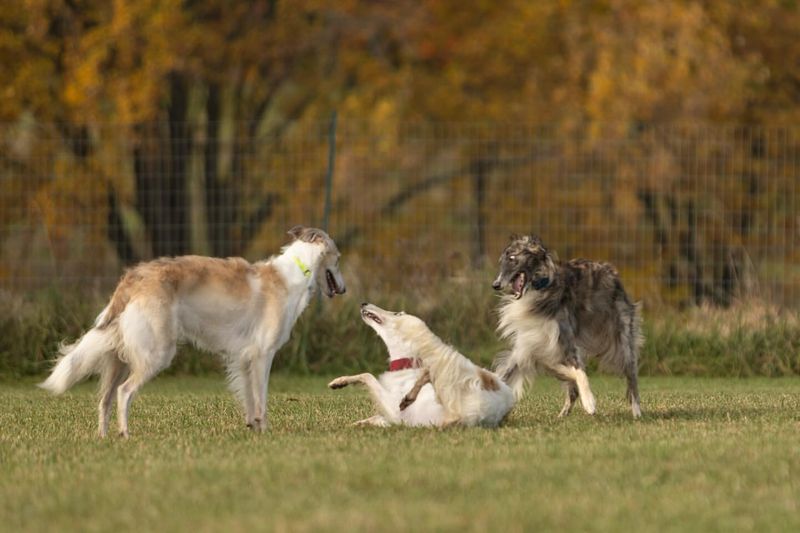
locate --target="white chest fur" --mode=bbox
[498,296,562,366]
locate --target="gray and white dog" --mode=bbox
[491,234,642,418]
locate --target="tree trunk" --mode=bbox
[164,72,192,257]
[471,158,487,268]
[204,83,237,257]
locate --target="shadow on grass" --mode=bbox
[640,405,784,422]
[499,403,788,429]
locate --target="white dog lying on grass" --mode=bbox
[329,303,515,427]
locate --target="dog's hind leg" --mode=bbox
[557,381,579,418]
[625,364,642,419]
[328,373,401,424]
[116,343,175,438]
[353,415,390,427]
[116,364,163,438]
[625,321,643,419]
[97,355,128,438]
[116,304,177,437]
[617,299,643,418]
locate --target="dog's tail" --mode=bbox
[39,307,117,395]
[597,299,644,376]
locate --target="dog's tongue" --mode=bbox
[513,274,525,294]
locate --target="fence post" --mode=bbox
[322,110,337,232]
[291,111,338,374]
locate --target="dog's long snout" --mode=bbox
[492,279,502,290]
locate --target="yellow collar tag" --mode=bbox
[293,256,312,278]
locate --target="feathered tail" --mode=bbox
[39,307,116,394]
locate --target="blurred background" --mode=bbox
[1,1,798,376]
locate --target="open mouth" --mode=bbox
[361,308,383,325]
[512,272,526,299]
[325,269,339,297]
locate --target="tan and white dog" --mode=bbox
[40,226,345,437]
[329,303,515,428]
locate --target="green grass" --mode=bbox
[1,375,798,532]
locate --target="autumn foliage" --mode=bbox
[0,1,798,308]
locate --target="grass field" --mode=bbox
[1,375,799,532]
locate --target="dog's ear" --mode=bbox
[532,254,556,291]
[289,226,328,244]
[528,234,544,247]
[302,228,328,244]
[538,251,558,284]
[509,233,521,242]
[287,225,306,241]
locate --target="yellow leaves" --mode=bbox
[63,45,105,113]
[36,156,108,240]
[561,1,761,127]
[0,0,794,130]
[587,50,617,125]
[56,0,186,122]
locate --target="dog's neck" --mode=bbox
[388,357,417,371]
[274,241,323,288]
[379,333,417,368]
[387,347,415,361]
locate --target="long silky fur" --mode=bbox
[491,234,643,417]
[39,226,346,437]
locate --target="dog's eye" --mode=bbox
[394,312,404,316]
[509,255,516,262]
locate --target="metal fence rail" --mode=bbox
[1,121,797,308]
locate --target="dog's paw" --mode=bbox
[246,418,268,432]
[581,395,597,415]
[399,395,416,411]
[328,377,350,389]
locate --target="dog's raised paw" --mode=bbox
[328,378,349,389]
[399,395,416,410]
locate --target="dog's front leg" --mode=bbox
[558,381,579,418]
[493,348,533,400]
[328,373,401,424]
[399,368,431,410]
[553,324,596,416]
[440,415,462,428]
[249,351,276,432]
[549,363,596,415]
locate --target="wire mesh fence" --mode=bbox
[1,120,798,308]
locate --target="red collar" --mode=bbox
[389,358,417,371]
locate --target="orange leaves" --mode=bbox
[33,157,108,242]
[0,0,796,129]
[60,0,185,123]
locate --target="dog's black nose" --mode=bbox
[361,302,368,307]
[492,280,501,290]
